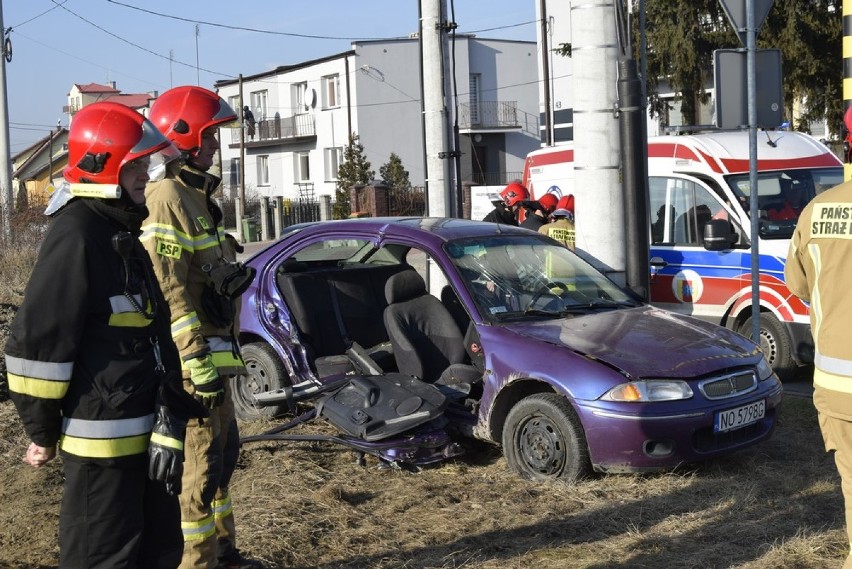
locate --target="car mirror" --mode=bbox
[703,218,737,251]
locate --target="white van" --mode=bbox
[523,131,844,378]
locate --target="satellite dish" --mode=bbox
[308,88,317,109]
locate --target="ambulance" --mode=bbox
[522,130,844,379]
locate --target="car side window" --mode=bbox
[291,238,371,265]
[650,176,728,247]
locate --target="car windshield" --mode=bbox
[444,234,639,321]
[726,167,843,239]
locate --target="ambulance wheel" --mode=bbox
[502,393,591,482]
[231,343,291,421]
[740,313,794,381]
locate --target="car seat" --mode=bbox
[383,270,481,387]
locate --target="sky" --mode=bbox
[2,0,538,156]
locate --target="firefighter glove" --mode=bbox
[148,404,186,496]
[186,354,225,409]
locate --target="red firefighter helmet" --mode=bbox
[553,194,575,218]
[538,193,558,214]
[148,86,238,156]
[500,182,529,207]
[63,102,175,185]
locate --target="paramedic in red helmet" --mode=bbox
[140,86,261,569]
[4,102,204,568]
[483,181,529,225]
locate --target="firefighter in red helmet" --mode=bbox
[539,194,576,250]
[520,192,559,231]
[141,86,261,569]
[5,101,206,568]
[483,181,529,225]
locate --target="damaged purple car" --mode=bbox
[233,217,782,481]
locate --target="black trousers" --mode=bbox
[59,460,183,569]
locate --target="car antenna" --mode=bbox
[765,122,789,148]
[764,130,777,148]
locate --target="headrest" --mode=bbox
[385,270,427,304]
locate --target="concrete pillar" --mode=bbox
[320,194,332,221]
[273,196,283,237]
[260,197,270,242]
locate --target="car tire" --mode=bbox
[740,313,794,381]
[231,342,291,421]
[502,393,590,482]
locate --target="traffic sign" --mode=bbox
[719,0,774,46]
[713,48,783,129]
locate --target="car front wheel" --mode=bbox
[739,313,794,380]
[502,393,590,482]
[230,342,291,421]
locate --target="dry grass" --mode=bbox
[0,219,847,568]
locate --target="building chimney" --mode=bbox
[110,81,117,90]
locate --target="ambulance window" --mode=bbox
[650,177,723,247]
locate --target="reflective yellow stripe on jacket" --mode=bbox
[108,294,154,328]
[139,221,225,253]
[59,414,155,458]
[5,355,73,399]
[179,336,245,373]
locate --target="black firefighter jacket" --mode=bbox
[4,198,182,465]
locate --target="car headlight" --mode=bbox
[605,380,693,402]
[755,357,775,381]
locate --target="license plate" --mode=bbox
[714,400,765,433]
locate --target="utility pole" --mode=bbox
[571,0,624,285]
[237,74,246,242]
[420,0,451,218]
[539,0,552,146]
[845,0,852,181]
[0,1,12,240]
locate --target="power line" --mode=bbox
[105,0,399,41]
[7,1,67,30]
[49,0,235,80]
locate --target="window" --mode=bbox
[324,147,343,181]
[228,95,241,116]
[292,82,308,113]
[257,155,269,186]
[294,152,310,182]
[649,176,731,246]
[469,74,481,124]
[229,157,240,188]
[250,90,268,120]
[322,74,340,109]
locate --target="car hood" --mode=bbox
[506,305,760,379]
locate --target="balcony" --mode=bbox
[458,101,523,132]
[228,113,316,148]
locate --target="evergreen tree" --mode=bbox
[632,1,842,135]
[761,0,842,134]
[634,0,734,127]
[380,152,414,214]
[335,132,374,219]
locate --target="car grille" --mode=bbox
[698,371,757,400]
[693,421,768,453]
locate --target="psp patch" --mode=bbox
[156,239,182,259]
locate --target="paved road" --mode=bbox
[237,238,276,262]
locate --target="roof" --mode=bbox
[12,128,69,178]
[214,50,356,87]
[72,82,120,94]
[100,93,155,109]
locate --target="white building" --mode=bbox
[214,36,541,202]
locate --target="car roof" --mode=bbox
[286,217,535,244]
